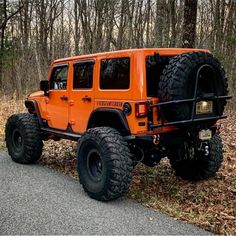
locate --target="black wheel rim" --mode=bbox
[86,149,103,181]
[12,129,23,152]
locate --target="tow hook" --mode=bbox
[198,141,210,156]
[153,134,160,145]
[204,145,210,156]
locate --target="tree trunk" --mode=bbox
[169,0,177,47]
[0,0,7,90]
[182,0,198,48]
[74,0,79,55]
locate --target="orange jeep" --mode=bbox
[5,48,231,201]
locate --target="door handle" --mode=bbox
[82,96,91,102]
[60,95,68,101]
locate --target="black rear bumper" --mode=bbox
[149,95,232,129]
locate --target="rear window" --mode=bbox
[146,56,170,97]
[100,57,130,89]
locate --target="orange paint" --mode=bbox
[28,48,209,135]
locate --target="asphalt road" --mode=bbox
[0,151,210,235]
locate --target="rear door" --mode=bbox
[69,60,95,133]
[46,64,69,130]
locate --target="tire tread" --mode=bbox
[78,127,133,201]
[5,113,43,164]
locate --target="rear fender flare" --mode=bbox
[87,108,130,135]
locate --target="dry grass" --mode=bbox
[0,97,235,234]
[0,96,26,148]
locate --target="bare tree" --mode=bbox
[0,0,23,88]
[182,0,198,48]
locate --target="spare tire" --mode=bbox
[158,52,228,123]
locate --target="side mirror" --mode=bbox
[40,80,49,95]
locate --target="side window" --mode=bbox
[50,65,68,90]
[73,62,94,89]
[100,57,130,89]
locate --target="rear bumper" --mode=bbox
[149,95,232,129]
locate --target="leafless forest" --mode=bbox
[0,0,236,104]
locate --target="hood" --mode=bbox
[28,91,44,99]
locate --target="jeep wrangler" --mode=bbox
[5,48,231,201]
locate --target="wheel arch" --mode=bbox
[87,108,130,135]
[24,100,43,127]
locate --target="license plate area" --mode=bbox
[199,129,212,140]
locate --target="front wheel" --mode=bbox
[77,127,133,201]
[5,113,43,164]
[168,134,223,181]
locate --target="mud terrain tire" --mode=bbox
[77,127,133,201]
[5,113,43,164]
[168,134,223,180]
[158,52,228,122]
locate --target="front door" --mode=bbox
[46,64,69,130]
[69,60,95,133]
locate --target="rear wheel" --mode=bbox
[168,134,223,180]
[5,113,43,164]
[77,127,133,201]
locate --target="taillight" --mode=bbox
[135,102,148,118]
